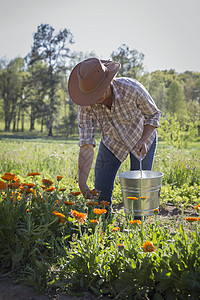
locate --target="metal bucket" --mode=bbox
[119,170,163,216]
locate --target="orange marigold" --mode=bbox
[71,210,87,222]
[143,241,155,252]
[52,211,65,218]
[90,219,98,224]
[93,208,107,215]
[194,204,200,210]
[57,176,63,181]
[42,179,53,187]
[185,217,199,223]
[140,196,147,200]
[100,201,110,206]
[130,220,142,225]
[22,183,36,188]
[27,172,41,176]
[8,180,21,189]
[47,187,56,192]
[58,217,65,223]
[87,201,99,206]
[1,172,17,181]
[90,189,99,195]
[127,196,138,200]
[118,244,125,248]
[64,201,75,205]
[112,227,120,232]
[59,188,66,192]
[70,191,81,196]
[0,180,7,190]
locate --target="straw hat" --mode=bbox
[68,58,120,106]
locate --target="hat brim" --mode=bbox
[68,60,120,106]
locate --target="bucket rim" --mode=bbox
[119,170,163,179]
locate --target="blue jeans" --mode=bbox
[95,136,157,214]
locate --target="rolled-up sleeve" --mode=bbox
[78,106,96,147]
[136,85,161,128]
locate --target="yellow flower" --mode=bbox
[27,172,41,176]
[129,220,142,225]
[93,208,107,215]
[143,241,155,252]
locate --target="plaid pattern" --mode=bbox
[78,77,161,162]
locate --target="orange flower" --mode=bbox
[59,188,66,191]
[70,191,81,196]
[64,201,75,205]
[1,172,17,181]
[42,179,53,187]
[90,219,98,224]
[185,217,199,223]
[58,217,65,223]
[57,176,63,181]
[127,197,138,200]
[130,220,142,225]
[194,204,200,210]
[93,208,107,215]
[8,180,21,189]
[90,189,99,195]
[27,172,41,176]
[143,241,155,252]
[0,180,7,190]
[112,227,120,232]
[100,201,110,206]
[118,244,125,249]
[153,209,159,214]
[26,209,30,212]
[55,200,59,204]
[87,201,99,206]
[20,186,34,194]
[47,187,55,192]
[71,210,87,222]
[140,196,147,200]
[52,211,65,218]
[22,183,36,188]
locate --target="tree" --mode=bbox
[166,80,186,115]
[110,44,144,78]
[26,24,74,136]
[0,58,24,131]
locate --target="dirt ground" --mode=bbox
[0,204,197,300]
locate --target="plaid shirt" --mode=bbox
[78,77,161,162]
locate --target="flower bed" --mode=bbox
[0,172,200,299]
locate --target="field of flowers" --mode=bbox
[0,138,200,299]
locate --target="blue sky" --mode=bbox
[0,0,200,73]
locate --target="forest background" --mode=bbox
[0,23,199,145]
